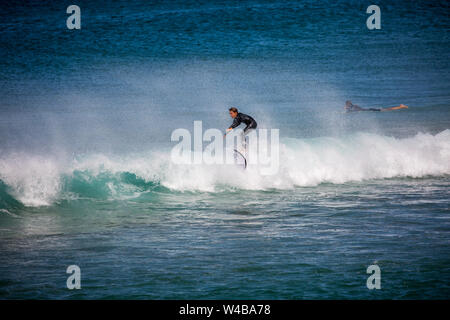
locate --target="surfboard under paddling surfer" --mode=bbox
[224,107,257,152]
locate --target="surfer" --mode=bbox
[225,107,257,135]
[225,107,257,156]
[345,100,408,112]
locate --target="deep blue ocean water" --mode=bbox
[0,0,449,299]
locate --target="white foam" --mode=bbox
[0,153,64,206]
[158,130,450,191]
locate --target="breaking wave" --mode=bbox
[0,130,449,207]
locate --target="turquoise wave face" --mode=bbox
[0,181,23,211]
[65,171,163,199]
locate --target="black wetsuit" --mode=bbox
[229,113,257,133]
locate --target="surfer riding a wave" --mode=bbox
[225,107,257,135]
[224,107,257,167]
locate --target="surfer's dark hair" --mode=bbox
[229,107,238,113]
